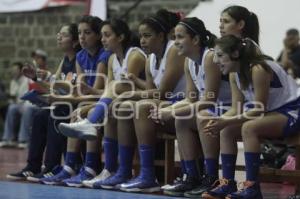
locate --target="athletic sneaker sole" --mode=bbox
[82,181,95,188]
[59,125,97,140]
[100,185,115,189]
[79,133,97,141]
[41,181,61,185]
[26,176,41,183]
[163,189,185,197]
[65,182,84,188]
[58,125,82,138]
[6,175,27,181]
[184,188,211,198]
[120,186,161,193]
[101,182,127,190]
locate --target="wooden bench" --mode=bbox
[156,133,177,184]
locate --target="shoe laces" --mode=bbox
[78,167,92,178]
[213,178,229,188]
[201,175,215,185]
[236,181,255,193]
[42,167,60,177]
[170,173,187,186]
[57,169,70,177]
[181,174,188,181]
[98,169,111,179]
[43,171,54,178]
[174,176,182,183]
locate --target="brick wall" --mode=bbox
[0,0,199,83]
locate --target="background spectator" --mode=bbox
[277,28,300,79]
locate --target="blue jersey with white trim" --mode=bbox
[76,48,111,86]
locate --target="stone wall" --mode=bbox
[0,0,199,83]
[0,3,86,83]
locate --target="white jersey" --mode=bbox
[112,47,146,81]
[149,40,186,99]
[235,60,300,111]
[188,48,231,104]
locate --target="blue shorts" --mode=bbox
[273,97,300,137]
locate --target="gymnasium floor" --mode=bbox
[0,148,295,199]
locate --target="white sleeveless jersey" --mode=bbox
[188,48,231,104]
[112,47,146,81]
[149,41,186,98]
[235,60,300,111]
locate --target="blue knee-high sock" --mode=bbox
[221,154,237,180]
[103,137,118,172]
[65,152,80,169]
[87,98,113,123]
[139,144,155,179]
[85,152,100,172]
[205,158,219,177]
[119,145,134,177]
[180,160,187,174]
[184,160,200,177]
[245,152,260,181]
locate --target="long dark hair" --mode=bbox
[67,23,81,52]
[78,15,103,47]
[179,17,216,48]
[140,9,180,42]
[222,5,260,44]
[215,35,272,89]
[102,18,135,52]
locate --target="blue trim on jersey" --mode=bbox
[76,48,111,86]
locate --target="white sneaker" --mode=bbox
[0,141,17,148]
[161,176,182,190]
[17,142,28,149]
[58,119,98,140]
[82,169,114,188]
[0,141,9,147]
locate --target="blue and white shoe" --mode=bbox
[96,169,132,190]
[63,167,96,188]
[225,181,263,199]
[41,165,75,185]
[59,119,98,140]
[120,175,160,193]
[82,169,113,188]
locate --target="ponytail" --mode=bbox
[179,17,216,48]
[204,30,216,48]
